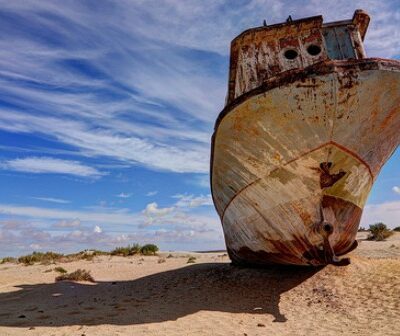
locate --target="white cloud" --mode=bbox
[393,186,400,195]
[140,193,216,228]
[29,244,41,250]
[30,196,71,204]
[0,203,142,226]
[0,111,210,173]
[116,192,132,198]
[54,219,81,228]
[1,1,396,176]
[93,225,103,233]
[0,209,223,256]
[142,202,174,218]
[173,194,213,208]
[1,157,104,178]
[361,201,400,229]
[146,191,158,197]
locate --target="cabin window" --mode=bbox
[307,44,322,56]
[322,26,356,59]
[284,49,298,60]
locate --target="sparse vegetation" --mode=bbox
[367,223,393,241]
[111,244,141,256]
[140,244,159,256]
[5,243,160,266]
[54,266,67,274]
[55,269,95,282]
[0,257,17,264]
[358,227,368,232]
[166,254,174,258]
[187,256,196,264]
[393,226,400,232]
[158,257,166,264]
[18,251,63,265]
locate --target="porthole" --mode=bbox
[284,49,298,60]
[307,44,322,56]
[323,223,333,233]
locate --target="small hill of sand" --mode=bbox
[0,233,399,336]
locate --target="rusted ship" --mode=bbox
[211,10,400,266]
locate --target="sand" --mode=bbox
[0,233,399,336]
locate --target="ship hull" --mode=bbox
[211,59,400,266]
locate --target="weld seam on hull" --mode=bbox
[219,141,372,222]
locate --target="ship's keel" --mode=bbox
[225,195,362,267]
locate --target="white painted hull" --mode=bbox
[211,59,400,265]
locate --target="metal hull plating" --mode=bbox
[211,59,400,266]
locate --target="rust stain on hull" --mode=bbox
[211,10,400,266]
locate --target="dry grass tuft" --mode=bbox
[18,252,63,265]
[54,266,67,274]
[55,269,95,282]
[0,257,17,264]
[187,256,196,264]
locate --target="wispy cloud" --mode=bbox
[54,218,81,228]
[116,192,132,198]
[361,201,400,229]
[0,201,223,255]
[172,194,213,208]
[0,193,215,228]
[0,1,398,176]
[0,203,141,226]
[93,225,102,233]
[30,196,71,204]
[1,157,104,178]
[142,202,174,218]
[146,191,158,197]
[0,218,223,256]
[141,193,214,226]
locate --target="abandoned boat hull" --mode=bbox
[211,59,400,266]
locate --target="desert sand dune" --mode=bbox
[0,233,399,336]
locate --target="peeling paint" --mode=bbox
[211,10,400,266]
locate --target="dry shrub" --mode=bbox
[54,266,67,274]
[56,269,95,282]
[111,244,141,256]
[140,244,159,256]
[18,251,63,265]
[367,223,393,241]
[187,256,196,264]
[0,257,17,264]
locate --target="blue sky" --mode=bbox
[0,0,399,257]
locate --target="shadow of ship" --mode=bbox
[0,263,321,327]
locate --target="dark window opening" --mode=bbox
[284,49,298,60]
[307,44,322,56]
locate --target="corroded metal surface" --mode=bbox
[226,10,369,103]
[211,11,400,266]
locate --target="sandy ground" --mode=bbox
[0,233,400,336]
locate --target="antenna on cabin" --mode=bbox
[286,15,293,22]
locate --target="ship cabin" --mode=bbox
[227,10,370,104]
